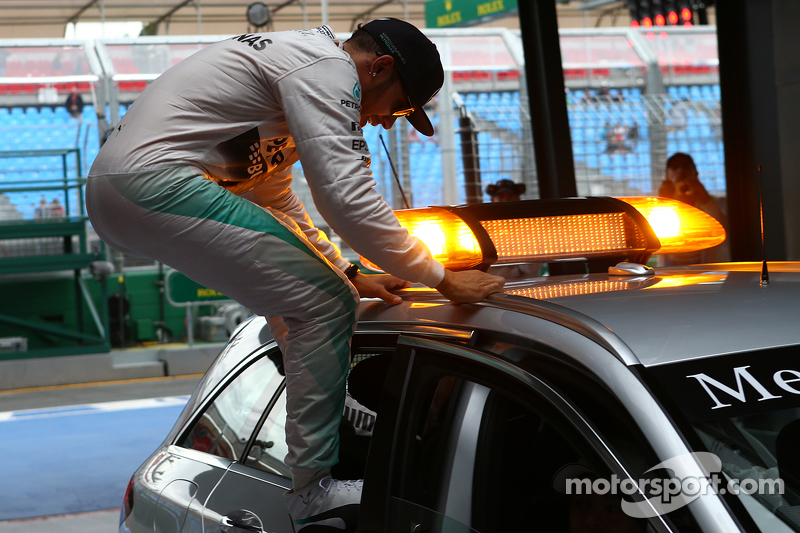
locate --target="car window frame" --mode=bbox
[172,342,285,465]
[358,334,682,533]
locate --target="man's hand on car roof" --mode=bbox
[436,269,506,304]
[351,273,411,305]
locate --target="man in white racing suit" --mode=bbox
[86,18,504,532]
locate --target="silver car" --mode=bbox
[120,197,800,533]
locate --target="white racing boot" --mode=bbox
[285,476,362,532]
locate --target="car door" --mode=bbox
[163,345,286,533]
[199,341,386,533]
[202,385,293,533]
[198,331,399,533]
[358,335,704,533]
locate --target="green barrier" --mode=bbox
[165,270,230,305]
[165,269,233,345]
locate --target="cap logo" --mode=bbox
[379,33,407,65]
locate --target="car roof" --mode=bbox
[508,262,800,366]
[219,262,800,390]
[372,261,800,368]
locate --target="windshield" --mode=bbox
[644,345,800,532]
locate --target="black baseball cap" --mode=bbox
[361,18,444,137]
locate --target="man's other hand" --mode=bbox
[435,269,505,303]
[351,273,411,305]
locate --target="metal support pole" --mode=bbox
[440,72,458,205]
[459,112,482,204]
[400,119,413,206]
[388,129,404,209]
[517,0,576,199]
[74,269,84,341]
[186,306,194,346]
[196,0,202,35]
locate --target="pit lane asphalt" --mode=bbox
[0,375,201,532]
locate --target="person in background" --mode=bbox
[65,88,84,119]
[486,179,526,202]
[658,152,729,265]
[34,197,48,219]
[49,198,64,217]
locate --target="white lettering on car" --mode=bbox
[687,365,784,409]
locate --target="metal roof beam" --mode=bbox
[152,0,196,27]
[350,0,394,31]
[67,0,100,24]
[271,0,300,14]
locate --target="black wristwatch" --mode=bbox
[344,263,360,280]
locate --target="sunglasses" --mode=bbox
[392,88,415,117]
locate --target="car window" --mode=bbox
[242,351,385,480]
[387,369,649,533]
[245,389,291,477]
[177,350,284,461]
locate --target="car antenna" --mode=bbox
[758,165,769,286]
[379,133,411,209]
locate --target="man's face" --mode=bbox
[360,73,414,131]
[666,158,698,194]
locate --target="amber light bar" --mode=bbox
[615,197,726,254]
[480,212,649,263]
[359,197,725,272]
[360,197,662,272]
[360,207,484,272]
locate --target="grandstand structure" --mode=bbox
[0,26,724,215]
[0,26,724,352]
[361,26,724,208]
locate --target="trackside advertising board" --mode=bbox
[165,269,231,306]
[425,0,518,28]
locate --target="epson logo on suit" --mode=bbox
[688,365,800,410]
